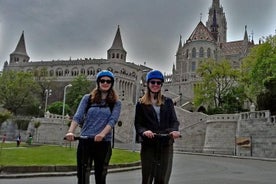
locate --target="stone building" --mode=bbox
[164,0,255,108]
[3,26,151,105]
[2,0,256,109]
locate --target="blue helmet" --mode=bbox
[146,70,164,83]
[96,70,114,83]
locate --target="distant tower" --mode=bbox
[206,0,227,43]
[107,25,127,62]
[9,31,30,64]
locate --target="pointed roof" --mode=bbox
[176,35,182,54]
[109,25,126,52]
[212,0,220,9]
[187,21,216,42]
[11,31,29,56]
[244,25,248,41]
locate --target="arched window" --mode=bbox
[87,67,95,75]
[186,49,189,58]
[56,68,63,76]
[49,70,54,76]
[191,62,196,71]
[199,47,204,57]
[80,68,85,75]
[65,69,70,76]
[192,48,196,58]
[107,67,113,72]
[71,68,79,76]
[207,48,211,58]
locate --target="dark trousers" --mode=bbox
[77,139,112,184]
[140,143,173,184]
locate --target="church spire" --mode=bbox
[211,9,219,41]
[244,25,248,41]
[176,35,182,54]
[206,0,227,43]
[10,31,30,64]
[107,25,127,62]
[212,0,220,9]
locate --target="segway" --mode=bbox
[152,133,171,183]
[64,136,91,184]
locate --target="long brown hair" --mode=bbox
[90,88,118,105]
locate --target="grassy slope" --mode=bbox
[0,143,140,166]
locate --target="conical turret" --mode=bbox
[10,31,30,64]
[107,25,127,62]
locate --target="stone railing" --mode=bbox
[240,110,270,120]
[44,111,70,120]
[207,114,238,122]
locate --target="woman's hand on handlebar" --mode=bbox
[143,130,155,139]
[169,131,181,139]
[65,132,75,141]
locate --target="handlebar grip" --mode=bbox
[63,136,80,140]
[154,133,182,138]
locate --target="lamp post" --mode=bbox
[61,84,72,145]
[44,89,52,113]
[62,84,72,119]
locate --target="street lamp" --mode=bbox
[44,89,52,113]
[62,84,72,119]
[61,84,72,146]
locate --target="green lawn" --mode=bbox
[0,143,140,166]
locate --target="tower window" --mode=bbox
[191,62,196,71]
[192,48,196,58]
[207,48,211,58]
[199,47,204,57]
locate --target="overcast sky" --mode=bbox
[0,0,275,74]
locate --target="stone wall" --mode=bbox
[2,104,276,159]
[236,111,276,158]
[203,114,238,155]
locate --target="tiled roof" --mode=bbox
[220,41,245,55]
[187,21,215,42]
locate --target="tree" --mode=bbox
[0,110,12,127]
[34,121,41,142]
[66,75,93,114]
[47,101,70,115]
[0,71,40,115]
[241,34,276,105]
[194,59,241,114]
[32,67,57,111]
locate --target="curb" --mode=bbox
[0,162,141,179]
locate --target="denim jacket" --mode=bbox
[73,94,121,141]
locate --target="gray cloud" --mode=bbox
[1,0,275,73]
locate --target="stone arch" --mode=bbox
[71,67,79,76]
[56,68,63,76]
[80,68,86,75]
[65,69,70,76]
[197,106,207,113]
[87,67,95,76]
